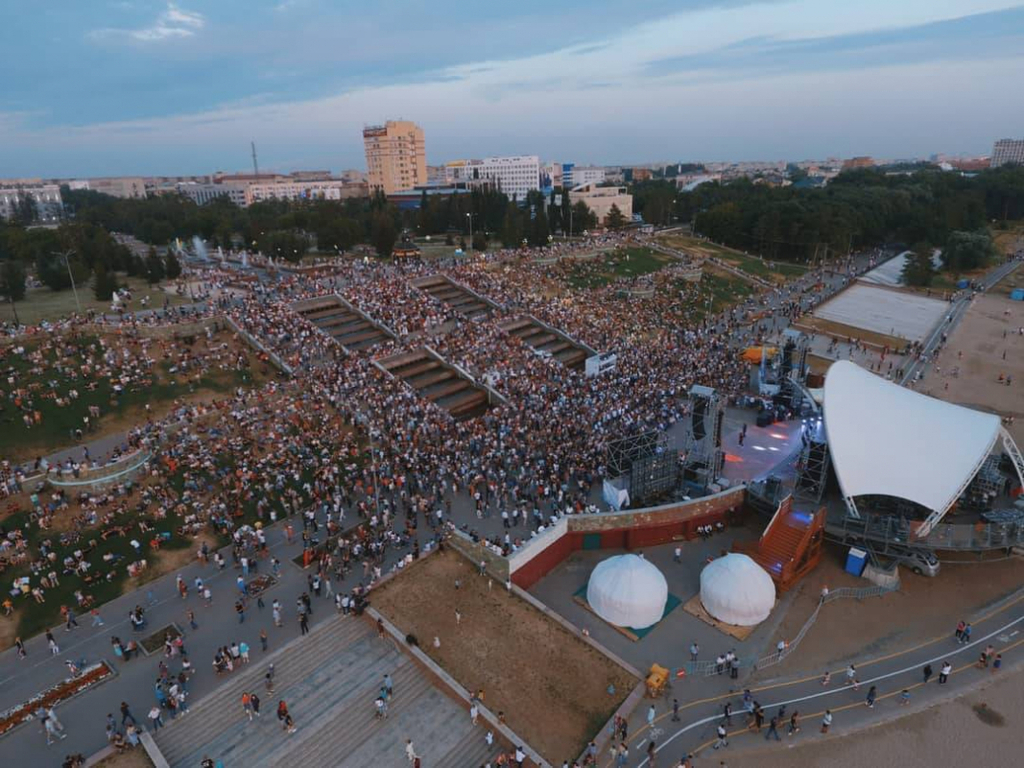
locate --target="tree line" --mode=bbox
[630,166,1024,263]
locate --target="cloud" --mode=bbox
[90,2,205,43]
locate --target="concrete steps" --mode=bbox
[155,616,373,766]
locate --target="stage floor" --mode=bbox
[720,418,805,484]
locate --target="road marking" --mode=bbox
[633,614,1024,767]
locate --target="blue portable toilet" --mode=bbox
[845,546,867,577]
[1010,288,1024,302]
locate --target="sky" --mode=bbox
[1,0,1023,177]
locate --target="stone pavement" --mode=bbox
[155,615,503,768]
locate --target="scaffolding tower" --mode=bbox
[683,385,724,490]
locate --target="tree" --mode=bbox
[0,259,26,302]
[528,207,550,247]
[571,201,597,233]
[941,230,996,274]
[901,244,935,287]
[145,247,165,284]
[471,231,488,251]
[93,263,118,300]
[371,212,397,258]
[12,193,37,226]
[500,202,523,247]
[164,250,182,279]
[604,203,627,230]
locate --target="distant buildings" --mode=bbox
[561,163,605,189]
[67,176,146,198]
[569,183,632,227]
[175,182,249,207]
[0,179,63,222]
[245,179,366,204]
[842,156,876,170]
[444,156,541,199]
[363,120,427,194]
[991,139,1024,168]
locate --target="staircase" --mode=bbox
[734,496,824,592]
[154,616,502,767]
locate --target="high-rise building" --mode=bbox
[991,138,1024,168]
[0,180,63,222]
[363,120,427,194]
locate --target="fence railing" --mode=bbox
[831,512,1024,552]
[682,581,900,678]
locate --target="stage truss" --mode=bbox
[683,385,724,489]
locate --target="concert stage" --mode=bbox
[720,418,806,484]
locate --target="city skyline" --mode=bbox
[2,0,1023,177]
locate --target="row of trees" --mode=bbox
[0,221,181,306]
[630,166,1024,263]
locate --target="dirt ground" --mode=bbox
[758,546,1024,678]
[91,747,154,768]
[372,549,638,764]
[919,292,1024,446]
[724,665,1024,768]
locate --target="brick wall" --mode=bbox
[510,486,746,589]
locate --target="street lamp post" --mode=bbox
[53,249,81,313]
[466,212,473,252]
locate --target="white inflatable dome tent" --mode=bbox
[699,553,775,626]
[586,554,668,629]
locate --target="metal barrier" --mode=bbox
[830,511,1024,552]
[48,451,153,488]
[681,581,900,678]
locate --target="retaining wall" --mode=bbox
[510,486,746,589]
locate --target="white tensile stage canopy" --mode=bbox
[586,554,668,630]
[823,361,1024,536]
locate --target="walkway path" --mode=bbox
[608,586,1024,766]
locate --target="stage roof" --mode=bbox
[823,361,1001,518]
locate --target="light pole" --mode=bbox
[466,212,473,252]
[53,249,81,313]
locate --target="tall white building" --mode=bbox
[446,156,540,199]
[991,138,1024,168]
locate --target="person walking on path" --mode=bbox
[187,609,197,631]
[962,623,972,644]
[299,611,309,635]
[260,629,268,652]
[844,664,856,686]
[993,653,1002,672]
[865,686,877,708]
[713,722,728,750]
[120,702,136,727]
[251,693,261,718]
[955,620,965,642]
[44,713,67,744]
[788,711,800,736]
[765,715,781,741]
[672,699,680,722]
[406,739,417,762]
[939,661,952,684]
[689,642,699,661]
[242,692,254,721]
[148,706,164,731]
[90,608,104,627]
[47,630,59,655]
[15,637,26,659]
[470,702,479,726]
[922,664,933,684]
[820,670,831,686]
[272,600,282,628]
[820,710,832,734]
[647,704,656,729]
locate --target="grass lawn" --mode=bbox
[657,234,807,283]
[0,275,191,326]
[0,332,268,463]
[564,246,675,288]
[698,268,756,318]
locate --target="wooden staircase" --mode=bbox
[734,497,825,593]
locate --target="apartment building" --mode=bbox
[991,139,1024,168]
[0,180,63,221]
[363,120,427,194]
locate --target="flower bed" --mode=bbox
[0,660,115,737]
[247,573,278,597]
[139,623,183,656]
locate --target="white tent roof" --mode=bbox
[586,554,668,630]
[823,361,1001,517]
[700,554,775,626]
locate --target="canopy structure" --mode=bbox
[586,554,668,630]
[823,361,1007,536]
[699,554,775,626]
